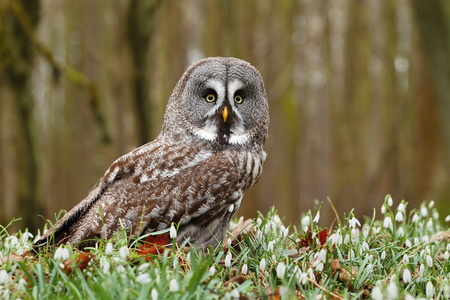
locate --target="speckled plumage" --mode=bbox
[37,57,269,248]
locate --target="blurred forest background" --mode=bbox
[1,0,450,233]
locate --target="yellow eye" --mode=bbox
[234,95,243,104]
[205,94,216,102]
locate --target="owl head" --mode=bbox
[161,57,269,149]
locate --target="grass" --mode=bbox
[0,195,449,299]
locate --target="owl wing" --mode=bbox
[35,139,207,246]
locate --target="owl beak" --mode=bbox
[222,105,229,123]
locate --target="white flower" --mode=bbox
[363,226,370,239]
[397,202,406,213]
[17,278,27,291]
[119,246,129,259]
[395,212,403,222]
[151,289,158,300]
[169,279,179,292]
[281,226,289,238]
[381,205,386,215]
[444,281,450,298]
[225,252,232,267]
[105,243,113,255]
[344,234,350,244]
[315,262,324,272]
[350,228,359,240]
[386,281,398,300]
[100,256,110,274]
[276,262,285,278]
[402,254,409,263]
[419,264,425,275]
[349,217,361,228]
[54,247,70,261]
[383,217,393,230]
[412,214,420,223]
[136,273,152,284]
[227,289,240,299]
[429,200,435,208]
[381,251,386,260]
[387,196,393,207]
[267,240,275,252]
[426,255,433,267]
[313,211,320,223]
[402,268,411,283]
[20,232,34,244]
[227,238,232,246]
[414,237,419,245]
[301,215,310,230]
[426,281,434,298]
[348,249,355,260]
[186,252,191,264]
[241,264,248,275]
[371,286,383,300]
[444,251,449,260]
[0,270,9,285]
[259,258,266,271]
[170,224,177,239]
[209,266,216,276]
[307,267,315,282]
[228,203,234,213]
[420,206,428,217]
[329,232,342,245]
[445,215,450,222]
[4,236,18,249]
[299,271,308,285]
[422,235,429,243]
[362,241,369,252]
[432,211,439,220]
[318,249,327,262]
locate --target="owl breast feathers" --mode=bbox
[36,57,269,248]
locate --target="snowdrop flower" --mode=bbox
[419,263,425,275]
[362,225,370,239]
[0,270,9,285]
[372,227,381,234]
[259,258,266,271]
[276,262,286,278]
[349,217,361,228]
[443,280,450,298]
[329,232,343,245]
[267,240,275,252]
[348,249,355,260]
[397,202,406,213]
[371,286,383,300]
[281,226,289,238]
[381,251,386,260]
[414,237,419,245]
[445,215,450,222]
[54,247,70,261]
[20,232,34,244]
[432,211,439,220]
[209,266,216,276]
[241,264,248,275]
[405,239,412,248]
[420,206,428,217]
[426,219,433,230]
[256,230,263,242]
[381,205,386,215]
[444,251,449,260]
[383,217,393,230]
[397,227,404,237]
[228,203,234,213]
[227,289,240,299]
[386,280,398,299]
[170,224,177,239]
[136,273,152,284]
[412,214,420,223]
[186,252,191,264]
[225,252,232,267]
[426,281,434,298]
[4,236,18,250]
[366,263,373,272]
[387,196,393,207]
[119,246,129,259]
[17,278,27,291]
[307,267,315,282]
[105,242,113,255]
[313,211,320,223]
[299,271,308,285]
[315,262,324,272]
[169,279,179,292]
[402,254,409,263]
[100,256,110,274]
[344,234,350,244]
[301,215,310,230]
[227,238,232,246]
[426,255,433,267]
[318,248,327,262]
[151,289,158,300]
[402,268,411,283]
[362,241,369,252]
[395,212,403,222]
[422,235,429,243]
[428,200,435,208]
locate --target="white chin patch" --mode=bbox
[229,134,249,145]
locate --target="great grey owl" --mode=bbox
[36,57,269,249]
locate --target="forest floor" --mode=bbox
[0,195,449,299]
